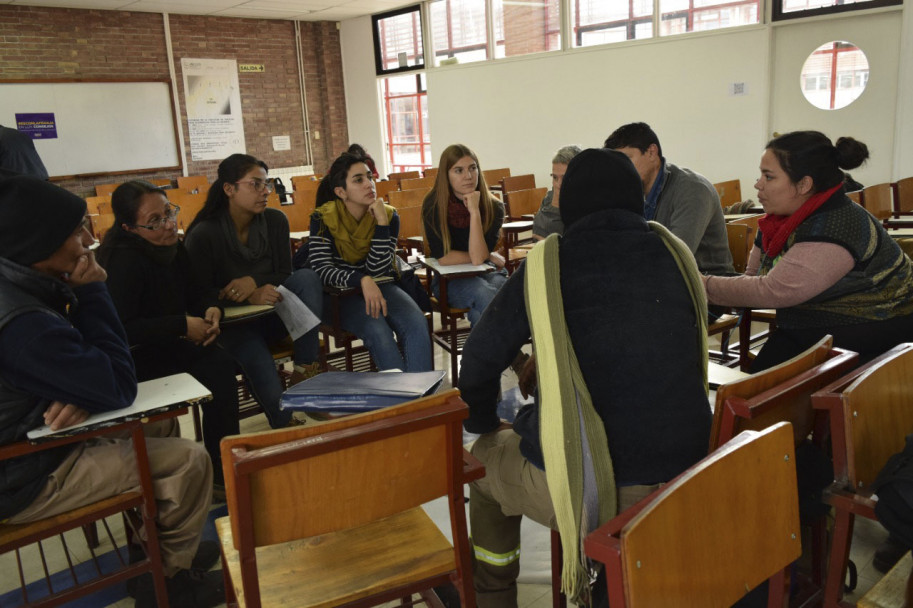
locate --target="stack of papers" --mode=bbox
[281,370,446,413]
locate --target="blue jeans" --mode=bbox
[219,268,323,428]
[434,270,508,326]
[331,282,432,372]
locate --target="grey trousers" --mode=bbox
[469,430,659,608]
[7,419,212,576]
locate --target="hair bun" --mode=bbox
[835,137,869,171]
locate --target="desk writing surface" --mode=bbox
[502,221,534,230]
[708,361,749,389]
[222,304,274,323]
[421,258,492,275]
[724,213,759,221]
[886,228,913,238]
[27,373,210,441]
[289,231,310,240]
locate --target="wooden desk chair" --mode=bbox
[177,175,210,195]
[400,176,435,191]
[504,186,547,221]
[423,167,438,180]
[290,175,319,191]
[848,190,863,205]
[95,183,120,197]
[319,285,376,372]
[85,195,111,216]
[216,389,483,608]
[420,234,487,384]
[90,212,115,241]
[397,204,425,257]
[585,422,800,607]
[0,418,175,607]
[388,170,421,182]
[859,183,893,223]
[277,192,314,233]
[375,179,400,202]
[707,223,755,367]
[725,222,752,274]
[482,168,510,187]
[149,178,172,188]
[501,174,536,195]
[713,179,742,207]
[388,187,430,209]
[811,343,913,608]
[165,191,206,230]
[501,220,535,275]
[893,177,913,217]
[856,550,913,608]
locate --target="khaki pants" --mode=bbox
[470,430,659,608]
[7,420,212,576]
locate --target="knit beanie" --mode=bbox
[0,176,87,266]
[559,148,645,229]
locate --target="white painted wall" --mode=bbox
[769,11,903,187]
[341,5,909,196]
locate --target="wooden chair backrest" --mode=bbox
[482,168,511,186]
[894,177,913,215]
[501,174,536,194]
[398,204,423,239]
[221,389,468,548]
[423,167,439,180]
[505,187,547,219]
[862,183,894,222]
[95,183,119,197]
[177,175,210,194]
[813,343,913,490]
[608,423,800,608]
[727,213,762,247]
[388,171,420,182]
[725,223,753,274]
[85,195,111,215]
[713,179,742,207]
[168,192,207,229]
[149,178,172,188]
[90,212,115,240]
[291,175,319,191]
[400,176,435,191]
[710,335,834,450]
[713,347,858,450]
[388,187,430,209]
[375,179,400,201]
[282,193,316,232]
[847,190,863,205]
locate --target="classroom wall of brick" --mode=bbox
[0,5,348,197]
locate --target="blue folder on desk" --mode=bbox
[280,370,447,413]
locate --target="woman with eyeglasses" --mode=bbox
[184,153,323,428]
[97,180,240,494]
[308,152,432,372]
[421,144,507,326]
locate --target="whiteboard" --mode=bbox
[0,80,181,178]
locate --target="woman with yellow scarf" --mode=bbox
[308,152,432,372]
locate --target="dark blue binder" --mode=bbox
[280,370,447,413]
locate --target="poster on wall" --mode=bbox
[181,58,246,161]
[15,113,57,139]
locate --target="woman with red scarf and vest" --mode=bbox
[703,131,913,371]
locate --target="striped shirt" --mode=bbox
[308,212,400,289]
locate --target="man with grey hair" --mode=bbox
[532,144,582,239]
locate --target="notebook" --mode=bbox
[280,370,447,413]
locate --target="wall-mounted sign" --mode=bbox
[182,58,247,161]
[16,112,57,139]
[239,64,265,73]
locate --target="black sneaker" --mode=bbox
[126,540,222,597]
[874,535,908,574]
[134,568,225,608]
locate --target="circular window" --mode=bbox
[799,41,869,110]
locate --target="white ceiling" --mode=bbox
[0,0,412,21]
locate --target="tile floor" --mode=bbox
[0,331,898,607]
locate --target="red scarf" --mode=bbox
[758,183,842,259]
[447,194,471,229]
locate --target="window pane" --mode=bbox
[492,0,561,59]
[431,0,489,66]
[781,0,882,14]
[573,0,653,47]
[659,0,758,35]
[799,41,869,110]
[377,9,424,71]
[382,75,432,173]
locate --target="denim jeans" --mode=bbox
[331,282,432,372]
[434,269,508,326]
[219,268,323,428]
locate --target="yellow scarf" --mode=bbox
[314,199,395,264]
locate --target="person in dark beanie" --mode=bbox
[458,149,711,607]
[0,124,49,180]
[0,176,224,608]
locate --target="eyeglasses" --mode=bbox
[235,178,274,193]
[76,216,93,234]
[134,204,181,231]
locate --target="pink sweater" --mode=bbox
[703,241,855,308]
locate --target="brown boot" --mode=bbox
[289,362,322,387]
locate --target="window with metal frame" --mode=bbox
[373,5,425,76]
[430,0,489,66]
[773,0,900,22]
[382,73,432,174]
